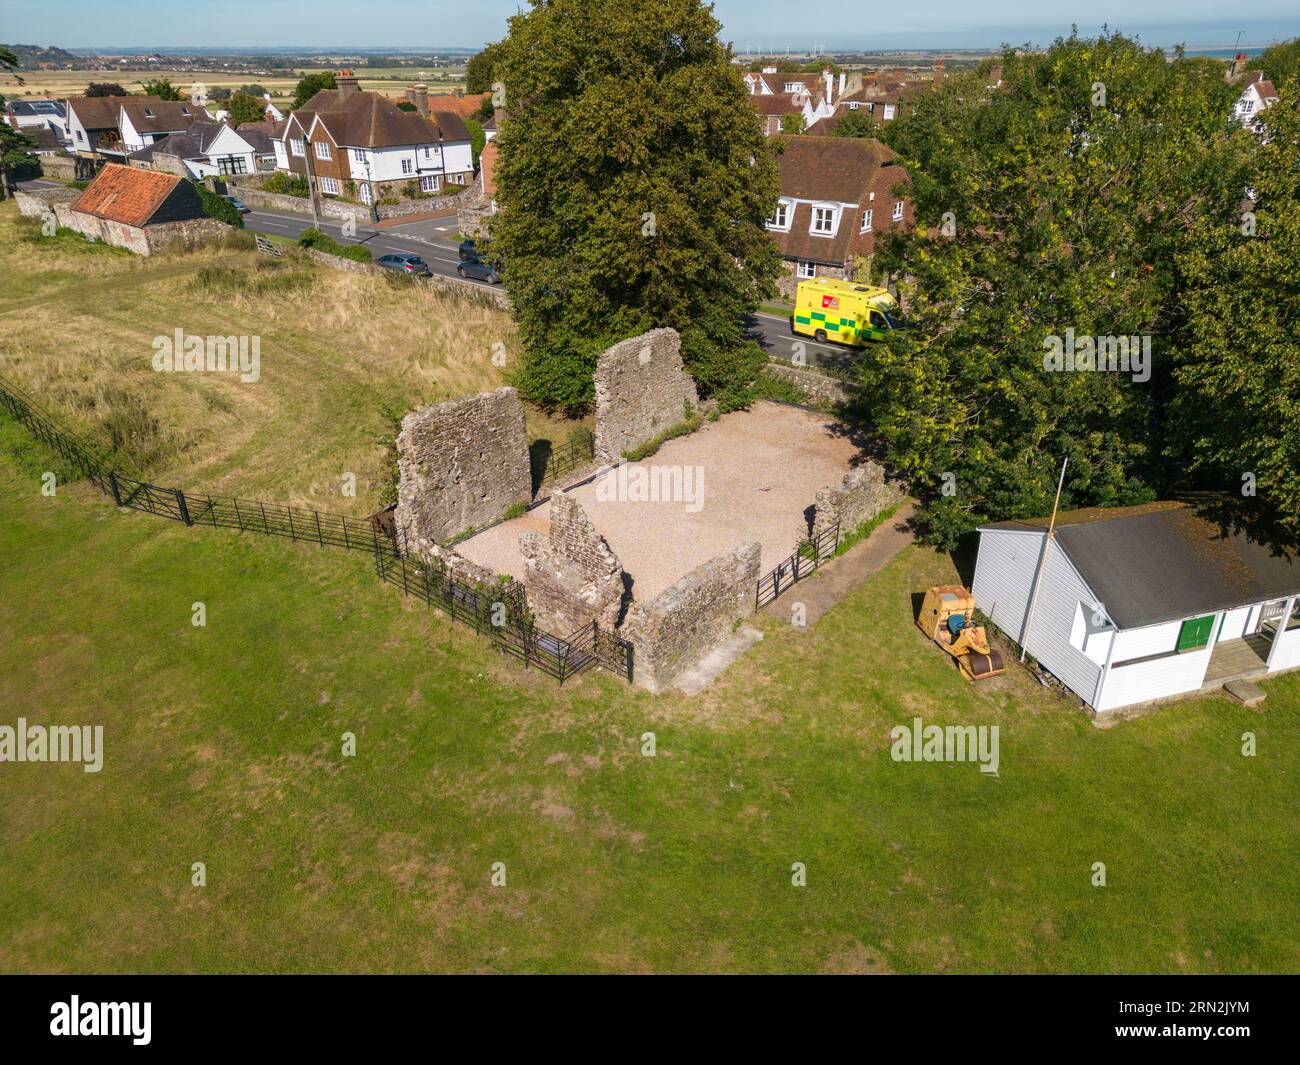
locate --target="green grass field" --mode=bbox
[2,441,1297,974]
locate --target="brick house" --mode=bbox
[272,73,473,206]
[766,136,913,296]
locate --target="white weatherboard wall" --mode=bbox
[348,142,473,183]
[972,530,1103,703]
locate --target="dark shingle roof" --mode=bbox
[982,502,1300,628]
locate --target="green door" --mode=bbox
[1176,614,1216,651]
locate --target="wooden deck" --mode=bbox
[1204,634,1271,684]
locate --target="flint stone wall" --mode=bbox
[395,387,531,548]
[620,541,761,692]
[593,328,698,462]
[812,461,901,541]
[519,492,625,634]
[764,360,855,408]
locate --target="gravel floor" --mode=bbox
[455,401,864,601]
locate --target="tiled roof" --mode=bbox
[66,94,135,131]
[424,92,489,118]
[120,98,206,133]
[73,163,189,226]
[748,94,802,118]
[293,89,469,148]
[776,135,898,202]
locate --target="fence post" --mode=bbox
[315,511,323,545]
[233,498,244,531]
[287,508,296,541]
[108,471,122,507]
[175,488,192,526]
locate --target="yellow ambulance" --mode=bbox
[791,278,899,346]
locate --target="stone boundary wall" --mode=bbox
[620,541,761,692]
[37,155,78,180]
[14,187,77,219]
[812,461,902,541]
[594,328,699,463]
[765,360,855,408]
[226,181,477,222]
[395,387,532,551]
[302,248,510,308]
[519,492,625,634]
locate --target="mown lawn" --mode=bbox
[1,448,1297,974]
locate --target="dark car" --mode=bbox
[457,256,503,284]
[376,253,432,277]
[457,238,478,261]
[222,195,250,214]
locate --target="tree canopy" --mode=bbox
[466,41,506,95]
[85,83,126,97]
[227,91,267,125]
[142,78,182,101]
[487,0,780,414]
[291,71,336,110]
[860,32,1277,546]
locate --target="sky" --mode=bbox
[3,0,1296,51]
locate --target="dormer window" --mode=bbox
[811,206,836,235]
[861,209,873,232]
[143,108,155,118]
[180,107,189,115]
[768,201,790,230]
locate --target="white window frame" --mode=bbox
[401,158,413,175]
[768,200,790,230]
[314,141,332,160]
[892,200,904,222]
[883,104,896,120]
[359,182,373,204]
[796,260,816,279]
[319,176,340,196]
[811,206,836,235]
[420,174,440,193]
[290,138,305,157]
[353,148,367,162]
[860,208,873,232]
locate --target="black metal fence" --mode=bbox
[108,472,389,554]
[755,522,840,608]
[532,431,596,492]
[0,375,113,490]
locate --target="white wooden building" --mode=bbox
[973,502,1300,714]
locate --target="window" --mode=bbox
[359,183,372,204]
[796,260,816,279]
[291,138,305,157]
[775,118,783,132]
[860,208,873,232]
[769,201,790,229]
[143,108,155,118]
[784,82,801,92]
[217,155,247,175]
[848,102,859,110]
[76,130,84,143]
[401,158,413,175]
[420,174,440,193]
[314,141,331,160]
[811,206,835,235]
[353,148,367,162]
[883,104,896,120]
[892,200,904,222]
[180,106,189,116]
[1243,99,1255,114]
[319,176,340,195]
[422,146,432,159]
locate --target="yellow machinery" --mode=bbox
[917,585,1006,681]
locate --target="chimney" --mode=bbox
[893,66,903,82]
[406,83,429,115]
[336,70,360,97]
[454,86,464,99]
[824,67,833,102]
[934,59,944,85]
[1228,52,1249,78]
[838,70,846,98]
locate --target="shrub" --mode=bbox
[297,227,372,263]
[191,181,243,228]
[262,172,309,198]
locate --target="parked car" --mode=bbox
[457,239,478,261]
[376,253,432,277]
[222,195,250,215]
[457,256,504,284]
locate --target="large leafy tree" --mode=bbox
[0,123,38,200]
[489,0,781,414]
[465,40,506,95]
[85,82,127,97]
[1168,93,1300,537]
[860,32,1249,546]
[1245,38,1300,90]
[227,91,267,125]
[142,77,182,101]
[291,71,336,110]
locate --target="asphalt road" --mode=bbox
[745,311,862,372]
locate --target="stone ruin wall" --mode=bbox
[593,327,698,463]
